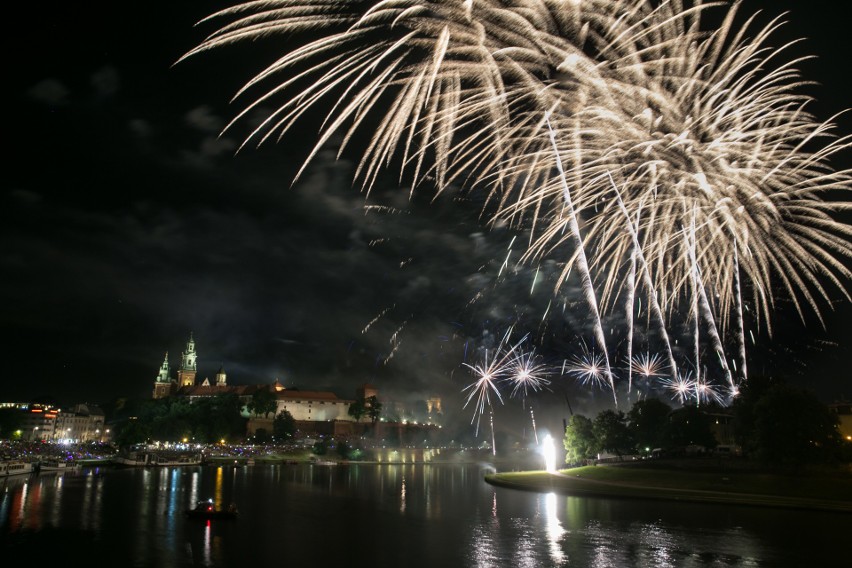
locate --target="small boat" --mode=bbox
[37,459,80,473]
[0,461,34,477]
[114,451,202,467]
[185,500,238,520]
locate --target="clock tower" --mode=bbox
[177,333,198,387]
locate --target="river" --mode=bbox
[1,463,846,566]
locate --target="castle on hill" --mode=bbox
[150,334,444,433]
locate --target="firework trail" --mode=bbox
[733,246,748,385]
[382,317,409,364]
[695,268,735,391]
[609,176,679,380]
[625,245,637,395]
[546,113,616,404]
[461,348,505,436]
[687,215,702,401]
[461,328,516,434]
[504,337,551,444]
[362,305,394,334]
[489,409,496,456]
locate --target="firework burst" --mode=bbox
[186,2,851,323]
[505,339,551,400]
[186,1,852,406]
[565,342,611,389]
[461,334,513,435]
[660,372,698,405]
[630,352,664,379]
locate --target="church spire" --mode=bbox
[180,332,197,371]
[156,352,170,383]
[152,351,174,399]
[177,332,198,388]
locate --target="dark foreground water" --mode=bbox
[1,463,847,567]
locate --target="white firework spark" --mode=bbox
[695,379,725,406]
[630,352,663,379]
[660,372,698,405]
[461,349,506,435]
[506,345,550,400]
[566,343,611,389]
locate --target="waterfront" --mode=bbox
[1,463,847,567]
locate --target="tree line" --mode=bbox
[111,389,297,446]
[564,378,844,468]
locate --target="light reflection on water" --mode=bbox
[0,464,847,567]
[544,492,566,565]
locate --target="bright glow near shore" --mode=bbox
[543,434,556,473]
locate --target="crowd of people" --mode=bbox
[0,440,117,463]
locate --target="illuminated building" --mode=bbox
[53,404,106,443]
[17,404,58,441]
[152,333,204,398]
[829,400,852,442]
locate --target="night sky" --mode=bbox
[4,1,851,434]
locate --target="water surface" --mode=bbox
[1,464,846,567]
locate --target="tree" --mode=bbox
[563,415,598,465]
[112,395,246,445]
[192,394,247,442]
[273,409,296,439]
[666,405,717,450]
[593,410,633,458]
[731,375,781,455]
[627,398,672,452]
[348,400,367,422]
[336,440,350,459]
[0,408,24,439]
[312,438,328,456]
[254,428,271,444]
[366,396,383,424]
[247,388,277,418]
[750,385,840,467]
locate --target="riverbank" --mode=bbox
[485,465,852,513]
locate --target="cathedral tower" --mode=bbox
[177,333,198,388]
[216,364,227,387]
[152,352,172,399]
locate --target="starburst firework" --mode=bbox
[630,352,663,378]
[566,342,610,389]
[506,347,550,400]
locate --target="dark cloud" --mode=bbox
[184,105,224,134]
[91,66,120,98]
[27,78,70,106]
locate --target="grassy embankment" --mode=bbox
[485,464,852,512]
